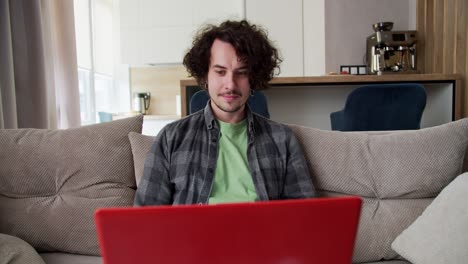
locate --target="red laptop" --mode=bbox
[95,196,361,264]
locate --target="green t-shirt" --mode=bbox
[208,119,258,204]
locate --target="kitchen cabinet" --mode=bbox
[246,0,327,77]
[119,0,244,65]
[246,0,304,77]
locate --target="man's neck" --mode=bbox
[210,103,246,124]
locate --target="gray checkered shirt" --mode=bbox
[134,103,316,206]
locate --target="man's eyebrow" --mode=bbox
[211,65,248,71]
[212,64,227,69]
[235,66,248,71]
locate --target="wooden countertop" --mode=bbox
[180,73,463,87]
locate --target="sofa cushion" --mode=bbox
[391,172,468,264]
[361,261,410,264]
[0,115,143,256]
[40,253,102,264]
[289,118,468,263]
[128,132,154,186]
[0,233,45,264]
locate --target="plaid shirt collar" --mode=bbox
[203,100,256,138]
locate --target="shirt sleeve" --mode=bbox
[134,128,173,206]
[282,130,317,199]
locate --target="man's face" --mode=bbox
[206,39,251,121]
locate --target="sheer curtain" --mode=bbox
[0,0,80,129]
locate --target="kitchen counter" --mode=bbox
[143,115,180,120]
[112,114,180,136]
[141,115,179,136]
[180,74,465,130]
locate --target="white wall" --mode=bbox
[304,0,326,76]
[408,0,416,30]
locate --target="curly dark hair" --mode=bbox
[183,20,282,90]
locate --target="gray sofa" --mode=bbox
[1,115,467,264]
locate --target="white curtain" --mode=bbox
[0,0,81,129]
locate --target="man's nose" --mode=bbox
[223,73,236,90]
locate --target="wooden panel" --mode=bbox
[424,0,434,73]
[443,0,455,74]
[418,0,467,117]
[455,79,464,120]
[455,0,467,75]
[455,0,468,117]
[433,0,444,73]
[416,0,426,73]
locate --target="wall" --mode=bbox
[303,0,326,76]
[325,0,416,73]
[130,66,189,115]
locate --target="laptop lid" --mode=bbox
[95,196,361,264]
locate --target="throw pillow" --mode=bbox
[128,132,155,186]
[0,115,143,256]
[288,118,468,263]
[391,172,468,264]
[0,233,45,264]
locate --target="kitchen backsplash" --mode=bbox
[130,65,190,115]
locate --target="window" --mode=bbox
[77,68,93,122]
[74,0,130,125]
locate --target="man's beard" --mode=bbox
[211,99,245,113]
[211,92,245,113]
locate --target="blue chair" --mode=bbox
[189,90,270,118]
[98,112,113,123]
[330,83,427,131]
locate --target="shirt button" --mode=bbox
[208,168,214,174]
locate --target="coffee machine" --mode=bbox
[366,22,417,75]
[133,92,151,115]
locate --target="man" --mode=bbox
[134,20,315,206]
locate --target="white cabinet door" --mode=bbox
[139,26,195,64]
[246,0,303,77]
[120,0,244,65]
[140,0,192,27]
[303,0,325,76]
[120,0,141,65]
[192,0,244,26]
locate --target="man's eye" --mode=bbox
[215,70,225,75]
[237,71,248,76]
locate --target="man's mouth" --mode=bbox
[220,93,240,101]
